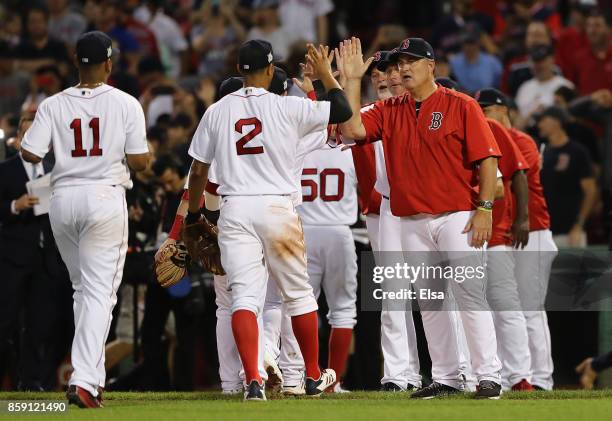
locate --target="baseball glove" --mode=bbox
[182,217,225,275]
[155,241,189,288]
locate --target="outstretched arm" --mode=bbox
[336,38,373,140]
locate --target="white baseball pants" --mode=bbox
[49,185,128,397]
[514,229,557,389]
[487,245,532,389]
[218,195,317,317]
[213,274,267,391]
[376,200,422,389]
[400,211,502,385]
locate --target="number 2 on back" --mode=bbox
[235,118,264,155]
[70,117,103,157]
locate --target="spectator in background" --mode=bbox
[433,55,452,80]
[365,25,407,59]
[0,114,72,390]
[503,21,554,96]
[117,3,160,60]
[107,41,141,98]
[140,154,197,391]
[278,0,334,45]
[0,42,30,118]
[46,0,87,49]
[166,113,193,172]
[146,125,168,156]
[138,56,177,127]
[136,0,189,78]
[556,0,596,79]
[539,107,596,248]
[14,6,70,75]
[449,29,502,94]
[431,0,495,56]
[565,10,612,95]
[576,350,612,390]
[0,10,23,48]
[92,0,141,74]
[246,0,292,61]
[191,0,246,80]
[554,86,601,176]
[568,89,612,248]
[515,45,574,121]
[21,65,64,113]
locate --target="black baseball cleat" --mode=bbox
[66,385,103,408]
[475,380,502,399]
[410,382,461,399]
[406,383,418,391]
[305,369,336,397]
[381,382,403,391]
[243,380,266,401]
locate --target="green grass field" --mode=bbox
[1,390,612,421]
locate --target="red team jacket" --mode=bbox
[486,119,529,248]
[356,87,501,217]
[508,128,551,232]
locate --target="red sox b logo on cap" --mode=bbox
[401,39,410,50]
[373,51,382,62]
[429,112,443,130]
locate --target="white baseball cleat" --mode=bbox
[305,369,336,397]
[332,382,351,393]
[282,382,306,396]
[264,351,283,393]
[222,388,243,395]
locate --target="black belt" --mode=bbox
[382,195,389,200]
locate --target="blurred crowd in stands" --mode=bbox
[0,0,611,391]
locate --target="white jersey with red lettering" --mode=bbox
[298,146,358,226]
[188,86,330,197]
[20,83,148,398]
[291,130,328,206]
[21,84,148,188]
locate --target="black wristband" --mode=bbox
[185,211,201,225]
[202,208,220,225]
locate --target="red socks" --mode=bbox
[291,311,321,380]
[231,310,262,384]
[328,328,353,382]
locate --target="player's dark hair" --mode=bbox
[35,64,62,79]
[554,86,577,103]
[152,154,186,179]
[27,5,50,22]
[587,8,612,26]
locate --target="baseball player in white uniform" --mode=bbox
[20,32,150,408]
[275,145,358,393]
[185,40,353,400]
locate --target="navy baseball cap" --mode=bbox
[389,38,435,62]
[475,88,509,108]
[269,66,289,95]
[436,77,460,90]
[377,50,401,72]
[76,31,114,64]
[238,39,274,72]
[219,77,244,98]
[366,50,390,74]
